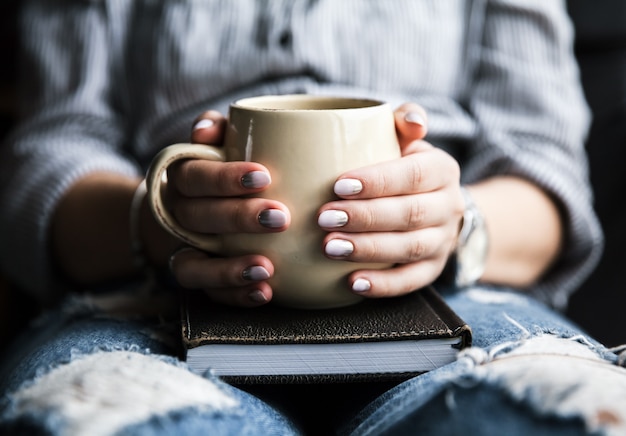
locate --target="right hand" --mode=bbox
[163,111,291,307]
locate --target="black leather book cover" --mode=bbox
[181,286,472,383]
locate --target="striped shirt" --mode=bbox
[0,0,602,308]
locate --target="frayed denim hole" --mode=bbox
[451,335,626,435]
[458,347,489,365]
[610,345,626,367]
[482,313,608,362]
[480,351,626,435]
[14,343,181,402]
[4,351,239,436]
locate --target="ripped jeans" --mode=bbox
[1,284,625,436]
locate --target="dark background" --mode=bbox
[0,1,624,347]
[566,0,626,347]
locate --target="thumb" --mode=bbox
[394,103,428,149]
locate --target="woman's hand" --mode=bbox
[318,103,464,298]
[166,111,290,307]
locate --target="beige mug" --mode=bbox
[146,94,401,309]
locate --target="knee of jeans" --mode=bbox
[455,329,626,435]
[0,350,239,435]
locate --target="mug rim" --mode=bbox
[231,94,386,111]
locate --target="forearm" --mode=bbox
[466,176,563,288]
[51,172,177,286]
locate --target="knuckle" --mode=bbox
[379,172,394,197]
[406,238,426,262]
[180,163,195,194]
[405,199,425,230]
[218,264,240,286]
[359,205,377,230]
[352,237,378,263]
[231,201,251,231]
[174,161,197,196]
[408,158,424,189]
[173,198,201,230]
[366,239,384,262]
[215,164,236,192]
[370,169,394,198]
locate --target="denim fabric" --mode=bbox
[345,287,626,435]
[1,285,625,435]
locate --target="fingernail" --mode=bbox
[258,209,287,228]
[241,171,271,189]
[325,239,354,257]
[248,289,268,304]
[168,247,195,273]
[242,266,270,281]
[318,210,348,228]
[193,118,215,131]
[405,112,425,126]
[352,278,371,293]
[334,179,362,196]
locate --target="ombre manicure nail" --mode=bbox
[325,239,354,257]
[352,278,371,292]
[248,289,268,303]
[334,179,363,196]
[193,118,215,131]
[241,171,271,189]
[318,210,348,228]
[242,265,271,281]
[405,112,426,126]
[258,209,287,228]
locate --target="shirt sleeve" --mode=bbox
[462,0,603,308]
[0,0,139,303]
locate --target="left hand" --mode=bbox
[318,103,464,297]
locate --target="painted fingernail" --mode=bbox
[352,278,371,293]
[242,266,270,281]
[168,247,195,273]
[193,118,215,131]
[258,209,287,228]
[405,112,425,126]
[248,289,268,304]
[318,210,348,228]
[334,179,362,196]
[241,171,271,189]
[325,239,354,257]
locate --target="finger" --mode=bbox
[191,110,227,144]
[318,191,461,233]
[172,197,290,233]
[170,249,274,307]
[333,146,460,199]
[346,259,448,299]
[201,284,273,308]
[170,249,275,288]
[394,103,428,148]
[323,227,453,265]
[168,159,271,197]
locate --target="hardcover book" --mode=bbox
[181,286,471,384]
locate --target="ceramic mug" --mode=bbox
[146,94,401,309]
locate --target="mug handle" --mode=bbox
[146,143,225,252]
